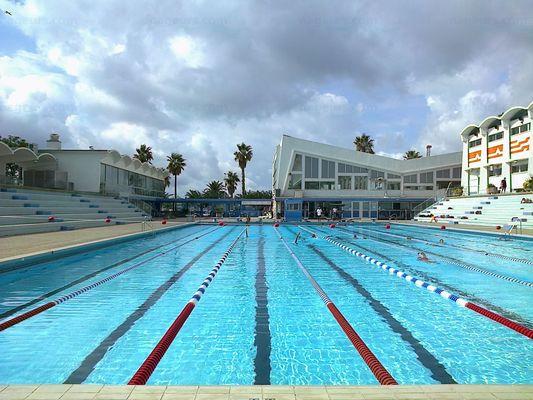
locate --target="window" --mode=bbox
[338,163,346,173]
[420,171,434,183]
[436,169,450,179]
[354,176,368,190]
[353,166,368,173]
[304,181,319,189]
[319,181,335,190]
[511,123,530,136]
[488,131,503,142]
[370,170,385,179]
[452,167,461,179]
[469,138,482,148]
[511,160,528,173]
[288,173,302,189]
[488,164,502,177]
[404,174,417,184]
[304,156,319,178]
[387,173,401,179]
[292,154,302,171]
[404,185,419,190]
[387,182,401,190]
[287,203,301,211]
[338,175,352,190]
[321,159,335,179]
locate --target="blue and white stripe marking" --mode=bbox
[189,229,246,305]
[353,226,532,288]
[298,226,469,307]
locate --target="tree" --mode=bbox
[203,180,226,198]
[524,177,533,192]
[133,144,153,164]
[166,153,186,211]
[242,190,272,199]
[224,171,240,198]
[0,135,30,181]
[234,142,253,196]
[185,189,203,199]
[353,134,375,154]
[403,150,422,160]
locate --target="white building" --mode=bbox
[460,102,532,195]
[272,135,462,220]
[0,134,167,198]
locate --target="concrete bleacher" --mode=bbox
[414,193,533,230]
[0,187,148,237]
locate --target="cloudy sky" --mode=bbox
[1,0,532,193]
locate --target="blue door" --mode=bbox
[284,199,303,221]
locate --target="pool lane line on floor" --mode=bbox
[307,244,456,384]
[353,226,532,288]
[319,228,531,328]
[128,228,247,385]
[0,226,224,332]
[388,225,533,265]
[253,227,272,385]
[274,227,397,385]
[299,226,533,340]
[0,226,219,321]
[64,227,237,384]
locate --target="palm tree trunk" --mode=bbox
[241,167,246,197]
[174,174,177,212]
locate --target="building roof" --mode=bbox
[460,101,533,140]
[278,135,461,173]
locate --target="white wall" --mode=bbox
[46,151,103,192]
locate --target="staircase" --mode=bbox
[414,193,533,230]
[0,187,148,237]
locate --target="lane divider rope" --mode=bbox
[389,225,533,265]
[0,226,222,332]
[299,226,533,340]
[274,227,397,385]
[352,226,532,288]
[128,228,246,385]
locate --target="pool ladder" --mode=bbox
[141,216,156,236]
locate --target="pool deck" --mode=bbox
[393,220,533,237]
[0,385,531,400]
[0,221,191,263]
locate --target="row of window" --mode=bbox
[511,122,530,136]
[488,131,503,142]
[469,123,530,147]
[294,154,460,183]
[100,164,165,195]
[469,138,482,148]
[483,160,529,177]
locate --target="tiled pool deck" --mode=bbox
[0,385,531,400]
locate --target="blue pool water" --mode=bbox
[0,223,531,385]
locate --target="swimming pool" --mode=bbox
[0,223,531,385]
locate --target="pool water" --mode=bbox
[0,223,531,385]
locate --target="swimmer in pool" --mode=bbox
[417,252,431,262]
[439,239,444,244]
[406,236,412,240]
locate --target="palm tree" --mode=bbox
[204,180,226,198]
[166,153,186,211]
[403,150,422,160]
[133,144,153,164]
[234,143,253,196]
[185,189,203,199]
[353,134,375,154]
[163,175,171,188]
[224,171,240,198]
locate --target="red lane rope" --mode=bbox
[327,303,397,385]
[0,226,220,332]
[128,228,246,385]
[0,302,55,331]
[466,303,533,339]
[274,227,397,385]
[128,302,195,385]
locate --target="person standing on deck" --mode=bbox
[316,207,322,222]
[500,177,507,193]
